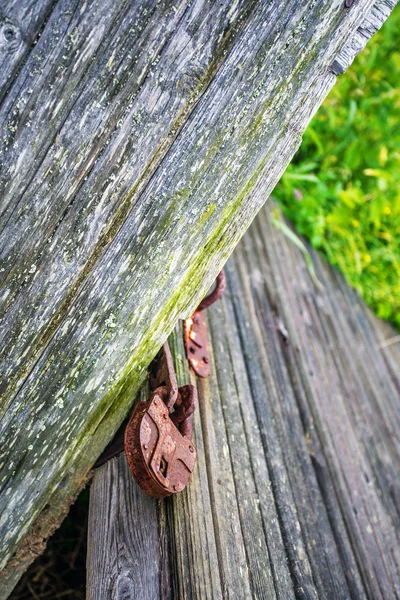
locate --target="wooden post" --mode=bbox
[86,203,400,599]
[0,0,396,594]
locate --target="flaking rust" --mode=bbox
[184,271,226,377]
[125,387,197,498]
[184,310,211,377]
[124,343,197,498]
[98,273,225,496]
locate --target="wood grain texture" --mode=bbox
[87,201,400,599]
[0,0,56,103]
[0,0,396,592]
[87,454,161,600]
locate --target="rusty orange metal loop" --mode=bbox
[149,342,178,410]
[171,385,197,424]
[196,270,226,312]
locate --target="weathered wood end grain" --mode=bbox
[0,0,396,594]
[87,203,400,599]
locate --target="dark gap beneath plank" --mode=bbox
[10,488,89,600]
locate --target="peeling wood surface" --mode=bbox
[0,0,396,593]
[87,202,400,600]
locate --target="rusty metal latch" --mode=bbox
[124,342,197,498]
[184,271,226,377]
[95,271,225,499]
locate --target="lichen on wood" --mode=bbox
[0,0,395,594]
[87,202,400,599]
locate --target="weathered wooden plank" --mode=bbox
[0,0,396,593]
[86,385,163,600]
[0,0,56,103]
[332,0,395,74]
[169,326,284,599]
[1,0,256,409]
[248,205,400,598]
[87,201,400,599]
[225,251,351,599]
[87,454,161,600]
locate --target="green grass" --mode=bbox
[273,4,400,328]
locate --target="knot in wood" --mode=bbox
[0,22,22,52]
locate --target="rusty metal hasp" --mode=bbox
[124,342,197,498]
[96,271,225,497]
[184,271,226,377]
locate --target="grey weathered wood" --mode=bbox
[0,0,396,594]
[86,385,165,600]
[87,201,400,599]
[87,454,161,600]
[0,0,56,103]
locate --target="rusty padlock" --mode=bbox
[96,274,226,496]
[124,343,197,498]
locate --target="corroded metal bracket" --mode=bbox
[95,271,225,477]
[124,343,197,498]
[184,309,211,377]
[184,271,225,377]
